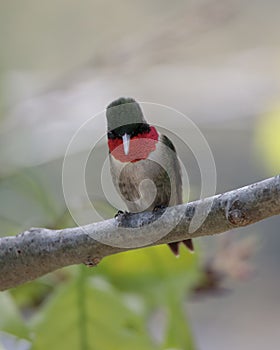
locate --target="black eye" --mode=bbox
[108,131,116,139]
[108,129,122,139]
[138,124,150,134]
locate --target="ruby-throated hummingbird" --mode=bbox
[106,97,193,255]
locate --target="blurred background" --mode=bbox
[0,0,280,349]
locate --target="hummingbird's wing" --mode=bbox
[160,134,194,255]
[160,134,183,205]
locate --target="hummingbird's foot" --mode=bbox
[153,205,167,212]
[114,210,123,218]
[114,210,129,219]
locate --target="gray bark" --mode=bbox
[0,175,279,291]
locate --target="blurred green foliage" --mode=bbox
[0,166,200,349]
[1,244,200,350]
[0,292,29,340]
[255,105,280,174]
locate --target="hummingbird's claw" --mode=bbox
[153,205,167,212]
[114,210,124,218]
[114,210,129,219]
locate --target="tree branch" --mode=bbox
[0,175,279,291]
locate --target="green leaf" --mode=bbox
[10,279,54,310]
[98,244,200,298]
[0,292,30,340]
[162,293,195,350]
[30,274,156,350]
[97,245,200,349]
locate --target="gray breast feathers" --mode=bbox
[109,134,182,212]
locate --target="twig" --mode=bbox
[0,175,279,291]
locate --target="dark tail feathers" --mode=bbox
[168,239,194,256]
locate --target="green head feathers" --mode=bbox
[106,97,146,133]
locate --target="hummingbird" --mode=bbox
[106,97,193,255]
